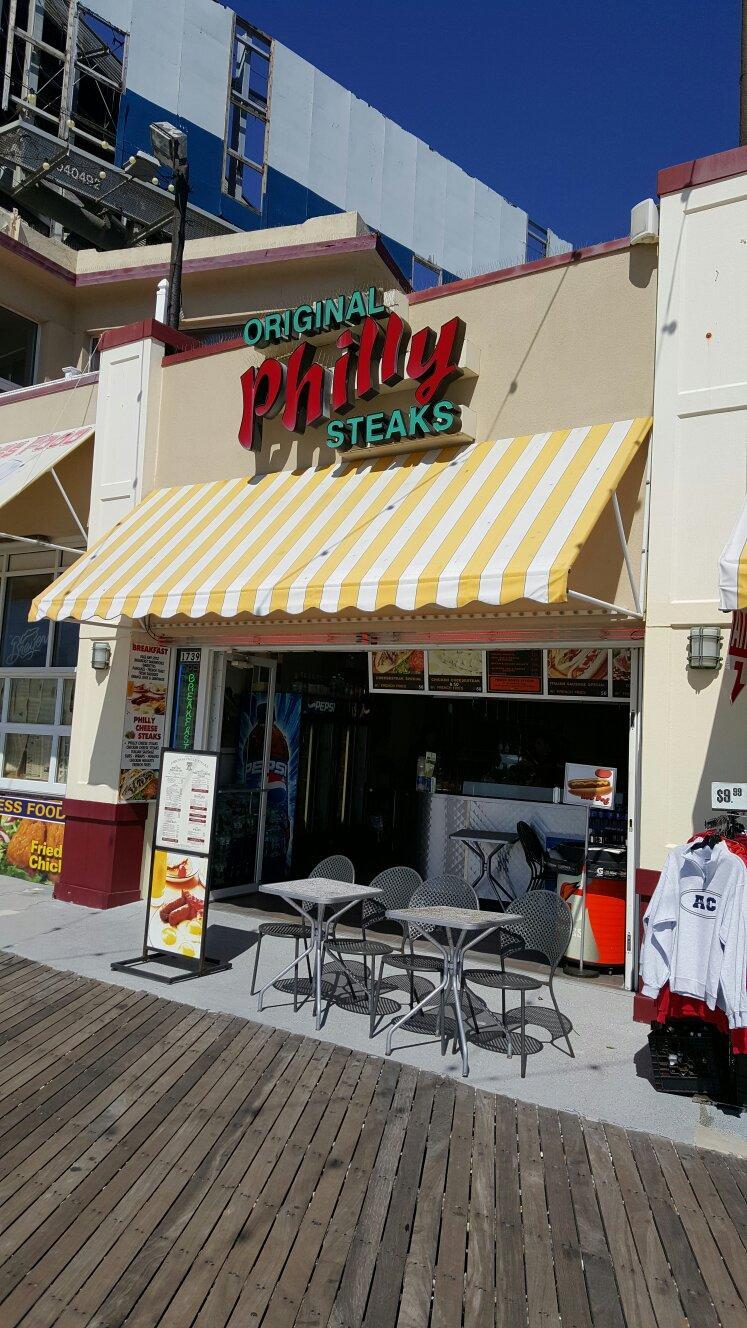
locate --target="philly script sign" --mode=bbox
[237,287,468,453]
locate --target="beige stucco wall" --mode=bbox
[0,380,97,445]
[640,171,747,866]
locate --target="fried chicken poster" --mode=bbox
[0,795,65,884]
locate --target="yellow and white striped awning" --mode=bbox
[719,499,747,611]
[32,418,651,624]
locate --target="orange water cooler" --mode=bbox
[560,851,627,971]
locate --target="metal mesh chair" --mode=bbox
[375,874,479,1018]
[465,890,574,1064]
[250,854,355,1008]
[328,865,423,1036]
[516,821,546,891]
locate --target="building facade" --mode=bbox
[0,0,570,303]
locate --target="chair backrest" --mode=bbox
[516,821,546,890]
[309,854,355,883]
[363,866,423,928]
[408,875,479,943]
[503,890,572,970]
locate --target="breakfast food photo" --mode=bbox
[148,850,206,959]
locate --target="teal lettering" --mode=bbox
[326,420,348,449]
[263,313,283,342]
[432,400,457,433]
[407,403,432,436]
[242,317,264,346]
[348,416,364,446]
[292,305,314,336]
[345,290,367,321]
[366,286,386,317]
[385,410,408,441]
[321,297,345,331]
[365,411,386,443]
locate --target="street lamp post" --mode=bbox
[149,121,189,330]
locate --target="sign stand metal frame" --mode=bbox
[112,747,231,984]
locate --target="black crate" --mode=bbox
[648,1021,730,1099]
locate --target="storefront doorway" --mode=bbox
[204,647,639,985]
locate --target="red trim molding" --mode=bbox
[55,797,148,909]
[410,237,631,305]
[164,336,245,369]
[97,319,199,355]
[0,370,98,409]
[0,230,76,284]
[658,145,747,197]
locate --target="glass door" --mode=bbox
[210,653,276,892]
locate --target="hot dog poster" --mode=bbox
[563,763,617,809]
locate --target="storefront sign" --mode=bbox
[487,649,542,694]
[239,287,468,454]
[427,649,483,693]
[170,649,201,751]
[370,649,425,691]
[728,609,747,703]
[148,749,218,963]
[0,793,64,884]
[563,763,616,809]
[119,641,169,801]
[547,648,609,698]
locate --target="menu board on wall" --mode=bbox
[370,649,425,691]
[547,648,609,698]
[427,649,483,693]
[487,650,543,694]
[119,642,169,801]
[611,649,631,699]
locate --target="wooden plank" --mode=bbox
[86,1037,338,1328]
[463,1091,495,1328]
[359,1074,437,1328]
[556,1113,624,1328]
[627,1132,720,1328]
[328,1064,419,1328]
[494,1095,526,1328]
[20,1024,289,1328]
[700,1149,747,1249]
[431,1085,474,1328]
[240,1054,384,1328]
[296,1059,403,1328]
[602,1124,687,1328]
[205,1051,370,1328]
[651,1135,747,1328]
[395,1079,454,1328]
[537,1108,591,1328]
[515,1102,558,1328]
[675,1141,747,1296]
[583,1121,658,1328]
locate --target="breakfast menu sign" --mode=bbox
[119,641,169,802]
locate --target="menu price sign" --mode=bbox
[145,749,219,967]
[119,641,169,801]
[427,649,483,693]
[548,648,609,698]
[563,763,616,809]
[370,649,425,692]
[487,649,542,694]
[156,749,218,856]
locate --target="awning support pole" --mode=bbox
[612,492,642,616]
[567,590,642,617]
[0,531,81,554]
[50,466,88,542]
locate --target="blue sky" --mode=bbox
[241,1,738,247]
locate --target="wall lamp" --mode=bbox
[91,640,112,672]
[687,626,722,670]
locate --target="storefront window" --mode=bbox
[56,736,70,784]
[7,678,57,725]
[52,619,80,668]
[3,733,52,782]
[0,576,50,668]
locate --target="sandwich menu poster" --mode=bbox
[119,641,169,802]
[563,763,616,809]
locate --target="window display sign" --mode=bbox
[0,793,64,884]
[487,649,543,694]
[370,649,425,692]
[563,763,616,809]
[427,649,483,693]
[547,648,609,698]
[611,649,631,699]
[170,649,201,751]
[119,641,169,801]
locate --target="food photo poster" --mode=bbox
[119,641,170,801]
[147,850,206,960]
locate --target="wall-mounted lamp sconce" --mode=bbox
[91,640,112,672]
[687,626,722,670]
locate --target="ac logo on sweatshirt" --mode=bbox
[680,889,719,917]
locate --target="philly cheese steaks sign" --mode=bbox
[238,287,469,453]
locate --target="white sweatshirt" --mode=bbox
[641,841,747,1021]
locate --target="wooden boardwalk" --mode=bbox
[0,955,744,1328]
